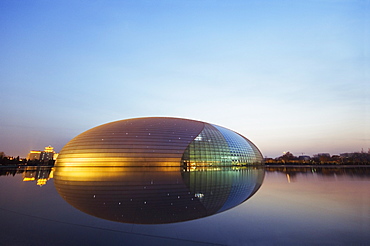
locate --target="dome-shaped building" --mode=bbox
[56,117,263,167]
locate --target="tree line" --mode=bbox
[265,151,370,165]
[0,152,55,166]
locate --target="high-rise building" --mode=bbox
[27,146,57,162]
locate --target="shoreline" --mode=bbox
[264,164,370,168]
[0,164,369,169]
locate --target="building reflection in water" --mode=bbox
[53,166,264,224]
[22,166,53,187]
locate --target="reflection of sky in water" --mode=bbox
[0,167,369,245]
[53,166,264,224]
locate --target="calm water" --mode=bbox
[0,166,369,245]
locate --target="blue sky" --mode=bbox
[1,0,369,157]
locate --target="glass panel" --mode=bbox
[182,124,263,166]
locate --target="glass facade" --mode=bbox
[182,124,263,167]
[56,117,263,167]
[56,117,204,167]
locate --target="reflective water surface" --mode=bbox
[0,166,369,245]
[54,166,264,224]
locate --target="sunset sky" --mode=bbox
[1,0,369,158]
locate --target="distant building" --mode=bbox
[340,153,352,158]
[27,151,42,161]
[313,153,331,163]
[27,146,57,162]
[298,155,311,161]
[313,153,330,158]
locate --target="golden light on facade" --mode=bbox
[44,146,54,153]
[56,117,263,167]
[30,151,42,154]
[27,146,57,161]
[54,117,264,224]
